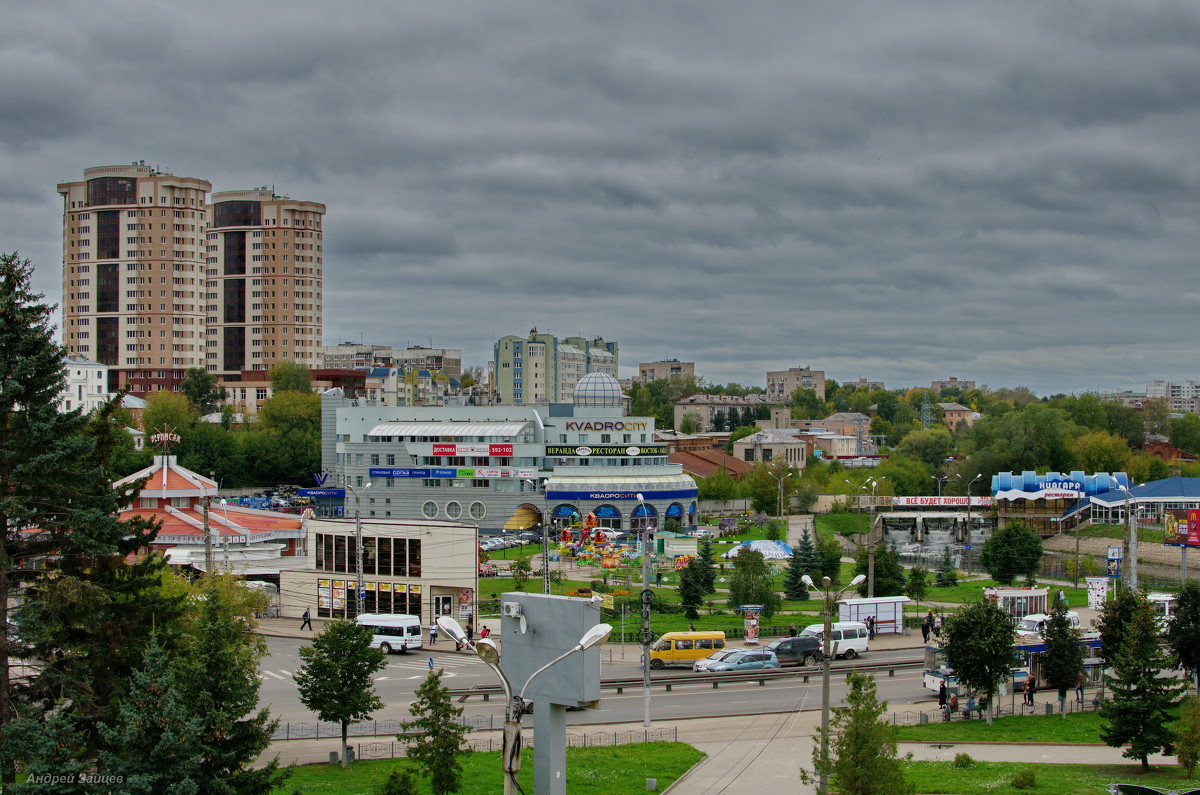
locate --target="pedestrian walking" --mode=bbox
[429,622,438,645]
[466,623,474,643]
[688,623,697,632]
[865,615,875,640]
[920,612,932,644]
[300,608,313,631]
[1024,675,1036,706]
[933,612,943,639]
[481,625,490,640]
[938,680,947,708]
[1075,673,1085,704]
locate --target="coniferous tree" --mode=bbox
[854,544,905,597]
[696,539,717,595]
[804,672,913,795]
[98,633,205,794]
[0,253,164,782]
[1101,594,1187,770]
[179,579,290,793]
[817,536,843,584]
[295,619,386,768]
[678,558,705,620]
[1039,594,1083,718]
[904,565,929,607]
[399,670,470,794]
[1096,585,1141,669]
[783,529,818,600]
[935,547,958,587]
[1176,695,1200,779]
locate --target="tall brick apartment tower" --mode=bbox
[59,163,212,394]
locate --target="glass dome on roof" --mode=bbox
[573,371,625,408]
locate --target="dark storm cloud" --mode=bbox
[7,1,1200,394]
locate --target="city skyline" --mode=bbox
[7,2,1200,395]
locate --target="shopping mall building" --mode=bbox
[317,372,699,535]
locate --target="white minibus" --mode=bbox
[799,621,870,658]
[356,613,423,653]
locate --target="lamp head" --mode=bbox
[474,637,501,666]
[578,623,613,650]
[365,482,372,489]
[801,574,815,589]
[437,616,467,644]
[849,574,866,587]
[636,493,645,503]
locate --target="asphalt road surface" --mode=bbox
[259,638,931,727]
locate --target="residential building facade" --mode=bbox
[1146,380,1200,413]
[765,366,825,403]
[59,163,212,394]
[637,360,695,384]
[58,355,109,414]
[322,343,462,381]
[931,377,975,393]
[492,328,618,405]
[673,393,770,432]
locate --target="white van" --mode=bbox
[1015,611,1081,637]
[799,621,870,659]
[356,613,423,653]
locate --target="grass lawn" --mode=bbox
[895,712,1104,744]
[1082,523,1167,544]
[270,742,703,795]
[902,760,1195,795]
[815,512,864,540]
[916,579,1089,608]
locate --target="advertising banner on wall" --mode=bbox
[431,443,513,456]
[545,445,668,457]
[893,496,993,507]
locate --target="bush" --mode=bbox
[952,752,974,769]
[376,767,420,794]
[1010,769,1036,789]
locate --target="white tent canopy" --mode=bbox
[720,539,793,559]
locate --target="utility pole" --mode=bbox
[637,493,654,728]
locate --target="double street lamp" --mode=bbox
[1117,485,1138,590]
[437,616,612,795]
[802,573,866,795]
[345,481,372,616]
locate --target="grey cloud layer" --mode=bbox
[6,1,1200,394]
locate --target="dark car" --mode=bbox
[764,636,822,666]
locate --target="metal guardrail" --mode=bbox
[446,656,925,703]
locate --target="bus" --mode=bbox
[356,613,423,653]
[1148,592,1178,627]
[923,635,1103,696]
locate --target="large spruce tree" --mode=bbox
[0,253,162,781]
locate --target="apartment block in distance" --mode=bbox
[765,366,826,403]
[322,342,462,380]
[59,163,212,393]
[493,328,618,404]
[205,189,325,376]
[637,359,695,384]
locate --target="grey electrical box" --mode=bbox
[499,592,603,707]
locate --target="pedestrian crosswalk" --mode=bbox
[259,654,483,682]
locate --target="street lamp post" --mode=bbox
[933,475,947,497]
[526,479,551,595]
[956,473,982,575]
[802,573,866,795]
[346,482,372,615]
[437,616,612,795]
[1118,486,1138,591]
[636,493,654,728]
[866,476,886,598]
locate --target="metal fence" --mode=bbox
[271,714,505,741]
[890,694,1104,726]
[355,727,679,760]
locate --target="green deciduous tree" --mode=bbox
[1166,580,1200,693]
[1039,595,1083,718]
[904,565,929,606]
[399,670,470,794]
[1176,695,1200,779]
[895,426,953,469]
[180,366,227,414]
[817,535,843,584]
[1071,431,1131,474]
[1101,594,1187,770]
[242,389,320,485]
[943,598,1016,724]
[979,521,1043,585]
[141,389,199,437]
[725,549,780,618]
[854,544,905,598]
[294,619,387,768]
[268,360,312,393]
[510,555,532,591]
[1171,414,1200,457]
[804,672,912,795]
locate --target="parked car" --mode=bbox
[692,649,742,672]
[694,528,716,540]
[798,622,870,659]
[764,636,822,666]
[702,649,780,672]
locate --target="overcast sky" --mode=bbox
[6,2,1200,396]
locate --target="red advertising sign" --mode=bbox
[1190,510,1200,546]
[431,443,514,456]
[1165,510,1200,548]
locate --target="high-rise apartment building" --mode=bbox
[765,366,826,403]
[59,165,324,393]
[493,328,618,404]
[205,189,325,374]
[59,163,212,394]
